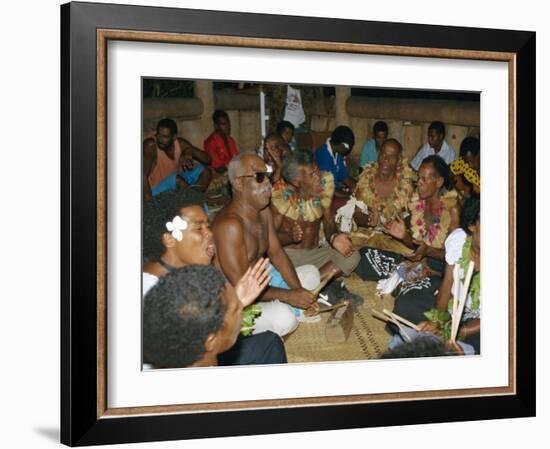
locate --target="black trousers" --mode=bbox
[355,247,445,281]
[355,246,446,334]
[217,331,287,366]
[394,280,480,354]
[393,275,442,325]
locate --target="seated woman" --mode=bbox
[450,136,480,206]
[355,155,459,282]
[340,138,413,231]
[142,190,285,367]
[397,197,481,354]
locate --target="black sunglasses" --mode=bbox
[237,172,271,183]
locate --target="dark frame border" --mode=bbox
[61,1,535,446]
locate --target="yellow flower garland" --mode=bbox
[450,158,480,187]
[271,171,335,222]
[354,159,414,225]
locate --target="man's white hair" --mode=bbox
[227,150,259,184]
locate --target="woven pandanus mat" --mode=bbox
[285,273,394,363]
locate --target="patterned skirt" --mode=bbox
[355,246,444,325]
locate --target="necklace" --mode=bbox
[409,189,457,249]
[271,172,335,222]
[410,198,444,245]
[158,258,179,272]
[354,160,414,225]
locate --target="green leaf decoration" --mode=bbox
[457,237,480,312]
[424,308,450,324]
[423,308,453,341]
[240,304,262,336]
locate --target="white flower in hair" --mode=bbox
[166,216,188,241]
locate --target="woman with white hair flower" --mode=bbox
[142,190,285,367]
[143,191,269,303]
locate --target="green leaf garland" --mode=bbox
[457,237,480,312]
[240,304,262,336]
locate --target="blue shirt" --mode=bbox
[359,138,378,167]
[314,142,349,189]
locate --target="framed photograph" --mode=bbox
[61,1,535,446]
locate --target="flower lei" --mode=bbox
[354,159,414,225]
[409,190,457,249]
[271,172,335,222]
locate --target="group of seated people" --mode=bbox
[143,110,297,199]
[142,111,482,368]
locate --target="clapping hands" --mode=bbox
[405,240,428,262]
[291,222,303,243]
[235,257,272,307]
[384,216,407,240]
[331,233,354,257]
[179,148,194,170]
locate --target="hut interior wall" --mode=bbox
[143,94,479,167]
[143,100,261,152]
[311,117,479,167]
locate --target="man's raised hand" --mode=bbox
[179,148,195,170]
[235,257,272,307]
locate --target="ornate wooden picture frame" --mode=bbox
[61,1,535,445]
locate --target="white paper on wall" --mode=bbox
[283,85,306,127]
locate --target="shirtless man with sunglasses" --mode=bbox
[212,153,320,337]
